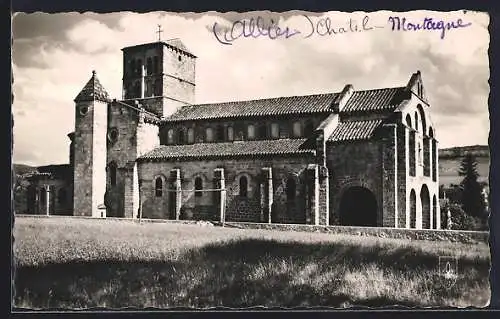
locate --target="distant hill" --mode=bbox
[439,145,489,186]
[13,164,38,176]
[439,145,489,159]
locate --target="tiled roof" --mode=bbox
[341,87,406,113]
[74,71,110,103]
[164,93,340,122]
[165,38,195,57]
[328,119,384,142]
[138,138,314,161]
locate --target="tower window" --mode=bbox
[155,177,163,197]
[147,58,153,75]
[137,59,143,76]
[80,106,89,116]
[108,128,119,144]
[239,176,248,198]
[195,177,203,197]
[153,56,159,74]
[130,59,136,76]
[109,162,117,186]
[178,55,182,62]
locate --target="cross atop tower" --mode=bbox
[156,25,163,41]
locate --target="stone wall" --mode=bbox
[137,155,316,223]
[326,140,383,225]
[105,102,139,217]
[73,100,108,217]
[159,114,328,145]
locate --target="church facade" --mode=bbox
[26,39,441,229]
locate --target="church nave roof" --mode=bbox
[137,138,315,162]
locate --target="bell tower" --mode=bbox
[73,70,110,217]
[120,33,197,118]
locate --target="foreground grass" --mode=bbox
[13,217,491,309]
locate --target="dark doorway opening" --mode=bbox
[339,186,378,227]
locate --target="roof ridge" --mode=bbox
[353,86,405,93]
[188,91,340,108]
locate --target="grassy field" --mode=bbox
[13,217,491,309]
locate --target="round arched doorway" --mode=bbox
[421,185,430,229]
[339,186,378,227]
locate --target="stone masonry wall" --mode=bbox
[137,156,314,223]
[106,102,140,217]
[159,114,328,145]
[73,100,108,217]
[326,140,383,225]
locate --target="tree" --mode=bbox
[458,153,486,218]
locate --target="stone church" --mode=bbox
[25,38,441,229]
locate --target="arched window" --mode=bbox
[271,123,279,139]
[286,177,296,201]
[57,188,67,205]
[304,120,314,136]
[146,58,153,75]
[239,176,248,198]
[155,176,163,197]
[409,131,416,176]
[154,79,161,96]
[414,112,419,131]
[137,59,143,76]
[195,177,203,197]
[417,104,426,134]
[167,129,174,145]
[206,127,214,142]
[227,126,234,141]
[293,121,302,138]
[109,162,117,186]
[406,114,412,128]
[130,59,136,76]
[153,56,159,74]
[187,128,195,144]
[247,124,255,140]
[216,125,225,141]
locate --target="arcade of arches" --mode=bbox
[408,184,439,229]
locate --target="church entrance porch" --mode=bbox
[339,186,378,227]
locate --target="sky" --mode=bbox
[12,10,490,166]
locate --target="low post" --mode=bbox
[170,169,182,220]
[214,168,226,225]
[261,167,273,224]
[45,185,50,217]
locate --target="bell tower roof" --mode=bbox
[74,70,110,103]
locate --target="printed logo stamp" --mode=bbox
[438,256,459,289]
